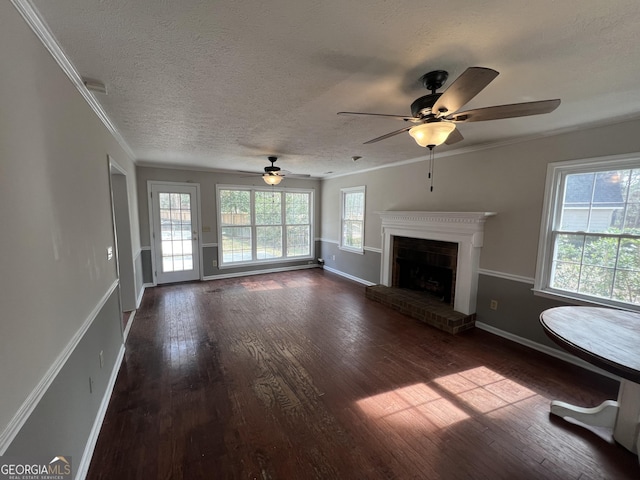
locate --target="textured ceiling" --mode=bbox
[25,0,640,177]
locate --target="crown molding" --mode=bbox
[10,0,136,160]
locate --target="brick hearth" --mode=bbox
[365,285,475,334]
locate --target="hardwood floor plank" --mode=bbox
[86,270,639,479]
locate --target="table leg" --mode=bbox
[613,379,640,454]
[550,379,640,457]
[550,399,618,428]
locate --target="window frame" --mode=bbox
[216,185,314,268]
[340,186,366,254]
[534,153,640,311]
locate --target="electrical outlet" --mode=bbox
[490,299,498,311]
[99,350,104,369]
[212,260,218,267]
[332,255,336,261]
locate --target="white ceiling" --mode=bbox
[25,0,640,177]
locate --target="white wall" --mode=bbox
[0,1,139,446]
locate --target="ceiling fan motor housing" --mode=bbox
[265,156,281,173]
[410,93,442,118]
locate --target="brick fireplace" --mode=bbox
[366,211,495,334]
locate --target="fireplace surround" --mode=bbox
[378,211,495,315]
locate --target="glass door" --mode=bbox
[150,182,200,284]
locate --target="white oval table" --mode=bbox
[540,306,640,457]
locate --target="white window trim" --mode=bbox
[534,152,640,311]
[340,185,366,254]
[216,184,314,268]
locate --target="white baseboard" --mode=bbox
[122,309,136,342]
[202,263,318,281]
[0,280,120,455]
[76,344,126,480]
[322,266,376,286]
[475,321,619,381]
[136,284,146,308]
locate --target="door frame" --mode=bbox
[147,180,203,285]
[108,156,137,337]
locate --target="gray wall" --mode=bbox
[4,288,123,466]
[136,166,322,280]
[319,118,640,341]
[1,2,139,471]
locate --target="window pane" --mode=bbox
[554,233,584,263]
[582,235,618,268]
[624,170,640,233]
[220,190,250,225]
[222,226,252,262]
[588,172,625,233]
[255,191,281,225]
[612,270,640,305]
[286,193,309,224]
[617,238,640,269]
[551,262,581,291]
[344,192,364,220]
[287,225,310,256]
[561,173,592,231]
[343,220,363,249]
[256,226,282,259]
[578,265,614,298]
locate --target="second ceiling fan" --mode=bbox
[338,67,561,148]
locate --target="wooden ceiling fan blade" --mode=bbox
[363,126,413,144]
[338,111,420,122]
[444,128,464,145]
[447,99,561,122]
[432,67,499,117]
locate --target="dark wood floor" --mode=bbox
[87,269,639,479]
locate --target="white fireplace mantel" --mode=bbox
[378,211,496,315]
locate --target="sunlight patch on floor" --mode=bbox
[356,367,537,428]
[435,366,537,413]
[356,383,470,429]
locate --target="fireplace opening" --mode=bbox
[392,237,458,307]
[397,259,453,303]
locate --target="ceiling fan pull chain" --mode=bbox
[428,145,435,191]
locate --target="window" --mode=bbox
[535,155,640,310]
[217,186,313,266]
[340,186,366,253]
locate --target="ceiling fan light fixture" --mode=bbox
[409,122,456,148]
[263,173,283,185]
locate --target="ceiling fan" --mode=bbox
[338,67,561,148]
[242,156,311,185]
